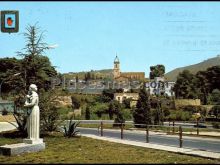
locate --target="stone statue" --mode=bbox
[23,84,43,144]
[0,84,45,156]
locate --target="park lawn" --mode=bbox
[0,132,219,164]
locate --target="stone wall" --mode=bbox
[121,72,145,80]
[174,99,201,109]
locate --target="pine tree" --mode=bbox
[76,74,79,83]
[133,84,152,127]
[113,101,125,127]
[108,101,115,120]
[85,105,91,120]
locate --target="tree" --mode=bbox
[101,88,124,102]
[0,57,23,96]
[152,100,164,125]
[16,23,57,92]
[195,71,209,104]
[108,101,116,120]
[85,105,91,120]
[91,103,109,118]
[195,66,220,105]
[122,98,132,109]
[173,70,198,99]
[205,66,220,93]
[208,89,220,105]
[149,65,165,79]
[71,96,81,109]
[133,84,152,127]
[209,105,220,119]
[76,74,79,83]
[113,101,125,127]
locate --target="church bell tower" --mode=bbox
[113,55,120,79]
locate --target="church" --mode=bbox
[113,55,145,81]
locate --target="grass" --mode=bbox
[0,131,219,164]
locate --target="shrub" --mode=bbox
[163,108,171,117]
[181,105,199,113]
[122,98,132,109]
[209,105,220,119]
[71,96,81,109]
[85,105,91,120]
[212,122,220,129]
[39,89,63,132]
[91,103,108,118]
[2,108,8,115]
[63,116,81,138]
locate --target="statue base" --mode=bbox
[23,138,44,144]
[0,142,45,156]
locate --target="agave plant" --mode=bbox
[63,115,81,138]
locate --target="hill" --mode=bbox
[63,69,113,80]
[165,55,220,81]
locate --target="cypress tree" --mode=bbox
[133,84,152,127]
[85,105,91,120]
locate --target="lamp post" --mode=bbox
[0,72,21,99]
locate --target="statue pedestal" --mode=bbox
[0,142,45,156]
[23,138,44,144]
[0,138,45,156]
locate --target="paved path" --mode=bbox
[0,122,17,132]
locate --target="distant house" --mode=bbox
[114,93,139,107]
[146,77,175,97]
[0,99,14,115]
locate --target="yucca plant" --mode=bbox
[63,115,81,138]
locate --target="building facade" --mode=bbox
[113,56,145,81]
[146,77,175,97]
[114,92,139,107]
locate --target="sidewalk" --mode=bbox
[0,122,17,133]
[183,131,220,137]
[82,134,220,160]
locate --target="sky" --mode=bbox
[1,1,220,77]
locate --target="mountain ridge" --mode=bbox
[165,55,220,81]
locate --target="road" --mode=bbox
[77,127,220,153]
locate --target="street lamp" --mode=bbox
[0,72,21,99]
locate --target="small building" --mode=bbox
[114,93,139,107]
[146,77,175,97]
